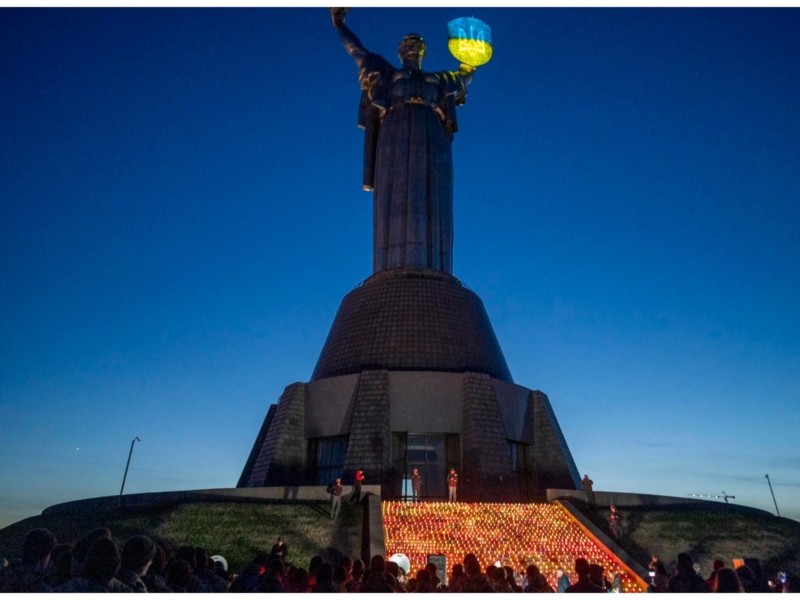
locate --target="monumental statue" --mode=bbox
[331,7,476,274]
[239,10,580,502]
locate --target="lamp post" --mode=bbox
[765,474,780,517]
[119,436,141,506]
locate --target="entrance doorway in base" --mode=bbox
[391,432,460,500]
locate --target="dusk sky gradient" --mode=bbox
[1,6,799,529]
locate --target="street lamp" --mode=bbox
[765,474,781,517]
[119,436,141,505]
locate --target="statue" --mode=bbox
[331,8,478,275]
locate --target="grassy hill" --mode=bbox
[0,498,363,574]
[581,502,800,579]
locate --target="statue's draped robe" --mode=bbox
[358,54,467,274]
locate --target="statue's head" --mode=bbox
[398,33,426,65]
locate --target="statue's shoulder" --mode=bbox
[360,52,394,77]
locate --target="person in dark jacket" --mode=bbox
[1,528,56,593]
[667,553,711,593]
[56,537,132,592]
[117,534,157,592]
[523,563,554,592]
[565,558,604,593]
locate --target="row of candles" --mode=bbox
[382,501,646,593]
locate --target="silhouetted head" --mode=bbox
[175,545,196,570]
[714,567,743,593]
[73,527,111,564]
[82,537,121,585]
[21,528,56,565]
[167,559,192,589]
[121,535,156,573]
[352,559,365,579]
[589,563,605,585]
[675,552,698,577]
[575,558,591,577]
[369,554,386,573]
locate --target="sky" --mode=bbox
[1,6,799,530]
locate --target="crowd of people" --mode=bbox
[1,525,798,593]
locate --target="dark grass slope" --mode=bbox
[0,499,363,574]
[580,501,800,579]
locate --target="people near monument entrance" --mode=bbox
[610,571,623,593]
[706,558,725,588]
[308,554,324,588]
[349,558,366,592]
[329,477,344,519]
[667,552,712,593]
[311,562,337,592]
[48,545,74,589]
[230,552,269,592]
[257,558,287,592]
[523,563,554,592]
[554,567,571,593]
[588,562,610,591]
[735,559,772,593]
[337,555,358,592]
[332,564,348,592]
[195,546,228,592]
[116,534,157,592]
[71,526,112,574]
[413,567,437,592]
[349,468,365,504]
[56,536,133,592]
[411,467,422,502]
[459,553,494,593]
[0,527,56,593]
[489,563,516,592]
[424,561,441,589]
[505,565,523,592]
[710,566,744,593]
[448,468,459,502]
[270,536,289,562]
[143,543,173,592]
[565,557,604,593]
[171,545,214,593]
[607,504,622,540]
[360,554,394,593]
[447,563,466,592]
[581,474,596,508]
[647,561,670,593]
[7,521,800,595]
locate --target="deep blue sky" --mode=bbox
[1,7,799,528]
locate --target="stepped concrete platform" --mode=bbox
[381,500,648,592]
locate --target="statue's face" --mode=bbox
[398,34,426,65]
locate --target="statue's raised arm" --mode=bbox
[331,8,368,68]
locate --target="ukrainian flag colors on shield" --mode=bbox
[447,17,493,67]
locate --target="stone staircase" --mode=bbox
[382,500,647,592]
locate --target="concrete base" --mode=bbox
[239,370,581,501]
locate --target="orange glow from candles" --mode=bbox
[381,501,647,593]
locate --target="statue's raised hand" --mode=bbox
[331,7,349,28]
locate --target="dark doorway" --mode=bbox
[391,432,460,499]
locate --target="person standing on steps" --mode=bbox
[329,478,343,519]
[581,474,595,508]
[350,469,364,504]
[447,468,459,502]
[411,468,422,502]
